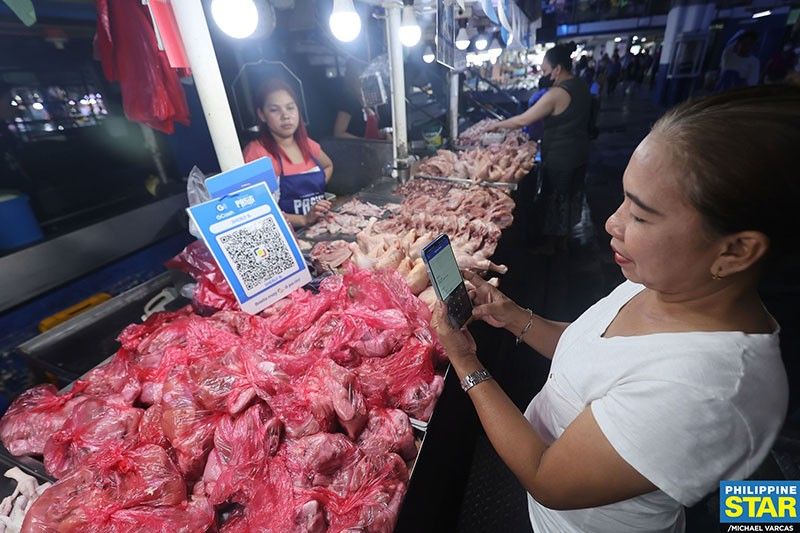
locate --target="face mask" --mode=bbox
[539,73,554,89]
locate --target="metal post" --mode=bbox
[385,4,409,163]
[171,0,245,172]
[448,70,459,143]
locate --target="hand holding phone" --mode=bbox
[422,234,473,329]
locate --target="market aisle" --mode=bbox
[455,90,667,533]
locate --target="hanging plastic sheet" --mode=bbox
[94,0,190,133]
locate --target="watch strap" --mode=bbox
[460,368,492,392]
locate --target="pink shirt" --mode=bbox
[242,139,322,176]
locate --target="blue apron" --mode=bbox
[276,156,326,216]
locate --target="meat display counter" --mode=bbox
[0,173,516,529]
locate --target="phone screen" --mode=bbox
[422,234,473,328]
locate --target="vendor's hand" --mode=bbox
[463,270,522,330]
[486,121,505,132]
[305,200,332,225]
[431,301,477,364]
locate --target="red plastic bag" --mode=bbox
[161,368,224,479]
[201,402,282,505]
[323,453,408,533]
[44,398,143,479]
[356,338,444,421]
[94,0,189,133]
[356,408,417,461]
[136,403,168,448]
[22,444,187,532]
[166,241,238,312]
[77,348,142,405]
[0,383,88,456]
[102,497,215,533]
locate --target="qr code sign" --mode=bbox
[216,215,299,295]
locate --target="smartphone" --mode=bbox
[421,234,473,329]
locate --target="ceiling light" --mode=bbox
[329,0,362,42]
[423,45,435,63]
[456,27,470,50]
[475,34,488,51]
[210,0,259,39]
[399,5,421,47]
[614,37,622,43]
[752,9,771,18]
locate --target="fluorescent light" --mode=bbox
[475,35,488,50]
[752,9,771,18]
[31,102,44,110]
[641,37,647,42]
[456,27,470,50]
[10,101,18,107]
[399,5,421,47]
[614,37,622,43]
[423,45,435,63]
[210,0,259,39]
[488,38,502,58]
[330,0,362,42]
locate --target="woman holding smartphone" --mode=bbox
[433,86,798,532]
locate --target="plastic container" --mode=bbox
[0,193,43,250]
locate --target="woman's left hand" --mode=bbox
[431,301,478,364]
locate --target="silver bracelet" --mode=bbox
[460,368,493,392]
[516,308,534,346]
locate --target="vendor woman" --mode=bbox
[434,86,798,532]
[243,80,334,228]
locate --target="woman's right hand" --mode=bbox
[304,200,332,226]
[463,270,524,330]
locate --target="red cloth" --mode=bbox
[364,108,381,140]
[94,0,189,133]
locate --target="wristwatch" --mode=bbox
[460,368,493,392]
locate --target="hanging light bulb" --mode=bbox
[329,0,362,42]
[474,32,488,51]
[399,5,422,47]
[211,0,259,39]
[423,45,435,63]
[455,27,470,50]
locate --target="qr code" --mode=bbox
[216,215,298,295]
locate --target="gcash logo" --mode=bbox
[721,481,799,532]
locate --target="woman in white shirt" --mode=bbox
[432,85,800,532]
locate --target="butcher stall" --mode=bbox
[0,139,535,531]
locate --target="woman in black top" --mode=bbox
[333,60,384,140]
[488,43,591,246]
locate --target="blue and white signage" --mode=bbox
[187,180,310,315]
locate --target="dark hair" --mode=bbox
[544,42,577,71]
[255,79,314,164]
[652,85,800,260]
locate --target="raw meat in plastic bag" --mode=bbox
[357,338,443,421]
[282,433,361,489]
[0,384,88,456]
[161,368,224,479]
[21,444,186,532]
[323,453,408,533]
[356,409,417,461]
[220,457,327,533]
[166,241,237,311]
[44,398,143,479]
[136,403,167,448]
[201,402,282,505]
[77,348,142,405]
[101,497,215,533]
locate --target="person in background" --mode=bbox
[487,42,591,251]
[716,31,761,91]
[333,60,386,140]
[639,50,653,90]
[243,79,334,229]
[433,85,798,533]
[650,46,662,87]
[607,52,622,95]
